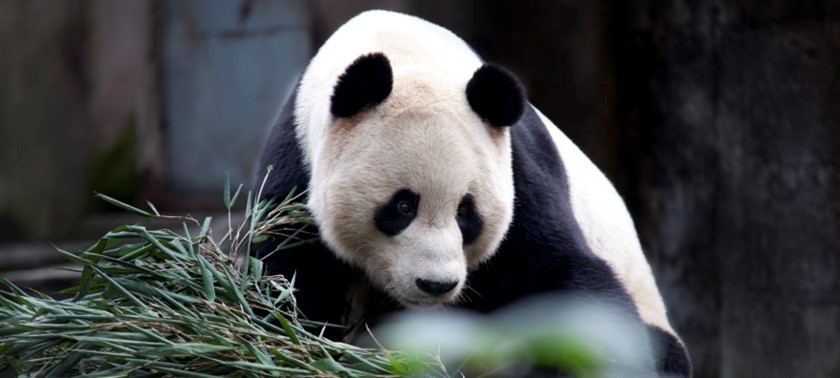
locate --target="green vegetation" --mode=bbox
[0,172,440,377]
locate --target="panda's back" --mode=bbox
[534,108,674,335]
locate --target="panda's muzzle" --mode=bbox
[415,278,459,296]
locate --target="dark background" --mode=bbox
[1,1,838,376]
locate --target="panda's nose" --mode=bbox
[415,278,458,296]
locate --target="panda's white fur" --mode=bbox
[535,108,674,335]
[295,9,676,335]
[296,11,513,306]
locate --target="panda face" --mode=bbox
[312,104,513,306]
[303,53,523,307]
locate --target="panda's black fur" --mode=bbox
[464,106,634,309]
[466,64,527,128]
[253,11,690,377]
[330,53,393,118]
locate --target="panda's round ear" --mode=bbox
[330,53,393,118]
[466,64,526,127]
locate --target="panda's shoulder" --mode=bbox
[256,84,309,200]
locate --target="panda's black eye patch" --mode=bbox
[374,189,420,236]
[456,194,483,245]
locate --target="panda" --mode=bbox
[253,9,690,377]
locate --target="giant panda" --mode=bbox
[254,9,690,377]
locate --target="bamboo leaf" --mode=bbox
[146,200,161,216]
[224,171,232,208]
[144,343,234,357]
[0,184,446,377]
[71,266,93,301]
[197,255,217,302]
[94,192,150,216]
[230,184,243,210]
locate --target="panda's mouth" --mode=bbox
[394,293,452,308]
[402,298,444,308]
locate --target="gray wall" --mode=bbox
[2,1,98,241]
[614,1,840,376]
[0,0,312,242]
[160,0,310,198]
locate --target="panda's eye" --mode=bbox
[457,202,468,217]
[456,194,483,245]
[397,200,414,215]
[374,189,420,236]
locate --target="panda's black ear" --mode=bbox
[466,64,526,127]
[330,53,393,118]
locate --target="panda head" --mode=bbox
[307,52,525,307]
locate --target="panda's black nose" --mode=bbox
[415,278,458,296]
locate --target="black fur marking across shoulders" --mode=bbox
[330,53,393,118]
[465,105,638,313]
[463,105,671,374]
[255,85,309,201]
[466,64,526,127]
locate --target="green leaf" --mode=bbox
[200,217,212,237]
[95,192,150,216]
[44,351,85,377]
[197,255,217,302]
[146,200,161,216]
[224,171,232,208]
[275,313,301,346]
[242,338,275,367]
[311,356,350,374]
[89,266,147,310]
[54,247,89,266]
[144,343,234,357]
[71,266,93,301]
[230,185,242,210]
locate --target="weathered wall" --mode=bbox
[159,0,311,201]
[0,0,148,240]
[614,1,840,376]
[715,2,840,376]
[612,2,722,375]
[0,0,313,240]
[0,1,91,241]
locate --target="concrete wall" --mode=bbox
[159,0,310,200]
[614,1,840,376]
[0,0,313,241]
[0,1,92,241]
